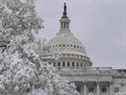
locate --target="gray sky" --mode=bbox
[36,0,126,68]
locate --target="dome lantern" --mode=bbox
[59,2,71,34]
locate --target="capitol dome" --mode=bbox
[47,3,92,68]
[48,31,87,56]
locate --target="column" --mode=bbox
[84,83,87,95]
[81,82,87,95]
[83,82,87,95]
[97,82,100,95]
[109,82,113,95]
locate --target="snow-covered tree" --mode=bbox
[0,0,79,95]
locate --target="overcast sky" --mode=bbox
[36,0,126,68]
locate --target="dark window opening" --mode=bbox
[114,87,119,93]
[101,87,107,93]
[76,86,81,92]
[59,44,61,47]
[67,62,70,66]
[63,61,65,66]
[58,62,60,66]
[72,62,75,67]
[76,63,79,67]
[89,88,94,92]
[63,44,65,47]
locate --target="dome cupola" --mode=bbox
[58,3,71,34]
[47,3,92,69]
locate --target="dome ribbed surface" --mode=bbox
[48,31,87,56]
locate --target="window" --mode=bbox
[89,88,94,92]
[63,61,65,67]
[74,45,76,48]
[121,83,124,87]
[114,87,119,93]
[72,62,75,67]
[101,87,107,93]
[76,86,81,92]
[76,62,79,67]
[63,44,65,47]
[26,88,30,92]
[59,44,61,47]
[67,62,70,67]
[58,62,60,66]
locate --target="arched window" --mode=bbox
[89,88,94,93]
[72,62,75,67]
[59,44,61,47]
[67,62,70,67]
[63,61,65,67]
[76,62,79,67]
[63,44,65,47]
[74,45,76,48]
[101,87,107,93]
[58,62,61,67]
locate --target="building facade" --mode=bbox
[42,3,126,95]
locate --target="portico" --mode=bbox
[75,81,112,95]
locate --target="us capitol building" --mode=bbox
[41,3,126,95]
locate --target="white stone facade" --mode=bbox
[42,3,126,95]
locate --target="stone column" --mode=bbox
[84,82,87,95]
[80,85,83,95]
[96,82,100,95]
[109,82,113,95]
[81,82,87,95]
